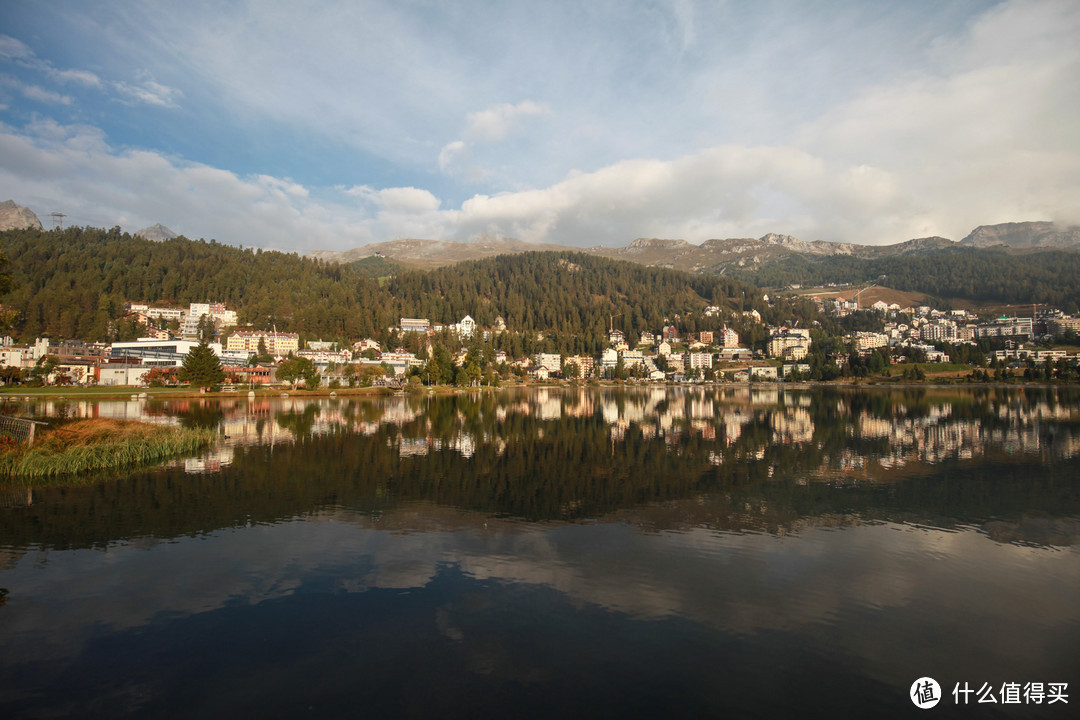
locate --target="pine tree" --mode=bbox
[178,342,226,389]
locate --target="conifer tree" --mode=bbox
[178,341,226,389]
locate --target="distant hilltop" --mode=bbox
[307,234,573,270]
[0,200,43,231]
[308,221,1080,273]
[960,222,1080,249]
[134,223,178,241]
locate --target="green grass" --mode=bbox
[0,419,217,479]
[919,362,976,374]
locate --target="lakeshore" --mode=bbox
[0,418,217,480]
[1,370,1077,402]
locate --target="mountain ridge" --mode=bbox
[308,221,1080,274]
[960,222,1080,249]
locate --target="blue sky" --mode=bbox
[1,0,1078,253]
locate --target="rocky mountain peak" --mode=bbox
[134,223,178,241]
[626,238,691,252]
[758,233,802,246]
[0,200,44,231]
[960,221,1080,249]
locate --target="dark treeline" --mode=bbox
[727,248,1080,310]
[0,227,807,350]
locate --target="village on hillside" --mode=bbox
[3,292,1079,389]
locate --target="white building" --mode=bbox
[379,350,423,375]
[226,330,300,357]
[621,350,645,368]
[296,349,353,366]
[110,339,224,368]
[564,355,595,378]
[920,320,958,342]
[686,352,713,370]
[849,332,890,353]
[400,318,431,333]
[456,315,476,338]
[977,316,1034,339]
[353,338,381,354]
[0,346,33,369]
[600,348,619,372]
[767,328,811,361]
[719,327,740,348]
[534,353,562,373]
[98,363,150,386]
[751,366,779,380]
[781,363,812,378]
[129,304,187,323]
[181,302,238,337]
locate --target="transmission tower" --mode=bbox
[49,212,67,230]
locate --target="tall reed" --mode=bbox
[0,419,217,479]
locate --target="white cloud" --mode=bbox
[50,68,103,88]
[256,174,310,200]
[438,101,550,183]
[1,32,170,107]
[114,78,182,108]
[0,34,33,60]
[376,187,440,213]
[1,1,1078,249]
[438,140,466,173]
[794,0,1080,240]
[4,110,1078,257]
[346,185,440,213]
[19,82,72,105]
[465,100,550,142]
[0,121,456,252]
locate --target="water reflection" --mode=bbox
[1,387,1078,718]
[1,387,1078,548]
[8,386,1080,468]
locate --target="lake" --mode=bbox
[1,386,1078,718]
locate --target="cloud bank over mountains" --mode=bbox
[0,0,1077,253]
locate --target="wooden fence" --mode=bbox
[0,415,49,445]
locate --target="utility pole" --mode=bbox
[49,212,66,230]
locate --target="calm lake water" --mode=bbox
[1,386,1079,718]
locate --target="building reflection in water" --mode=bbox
[4,387,1080,480]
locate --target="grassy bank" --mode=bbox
[0,419,217,479]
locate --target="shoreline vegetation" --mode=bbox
[0,419,217,480]
[1,367,1078,403]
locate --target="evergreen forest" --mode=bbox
[0,227,799,353]
[726,248,1080,310]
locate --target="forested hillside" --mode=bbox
[0,227,812,352]
[387,253,795,354]
[0,227,386,340]
[727,248,1080,310]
